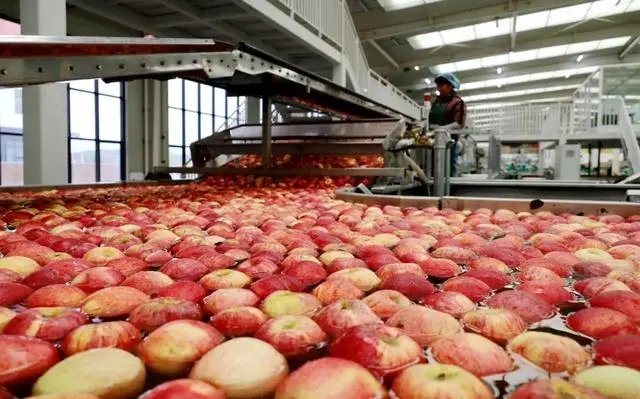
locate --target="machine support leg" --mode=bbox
[261,97,272,168]
[433,129,449,197]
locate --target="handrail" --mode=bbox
[273,0,422,119]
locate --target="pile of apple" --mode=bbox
[226,154,384,169]
[1,180,640,398]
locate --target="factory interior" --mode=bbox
[1,0,640,398]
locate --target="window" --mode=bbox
[167,79,249,172]
[0,88,24,186]
[68,79,125,183]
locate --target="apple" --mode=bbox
[430,333,512,376]
[519,257,571,277]
[236,258,279,279]
[327,268,381,292]
[312,278,364,305]
[0,256,41,277]
[516,281,572,305]
[255,315,328,357]
[390,364,493,399]
[313,299,381,338]
[3,307,87,341]
[154,280,207,304]
[200,269,252,291]
[431,247,477,265]
[486,290,555,323]
[567,307,638,339]
[250,275,305,299]
[574,261,613,278]
[418,257,461,278]
[330,323,422,380]
[574,277,630,298]
[121,271,174,295]
[282,261,327,287]
[203,288,260,315]
[573,365,640,399]
[32,348,145,399]
[197,252,236,271]
[81,286,150,318]
[138,379,225,399]
[442,276,492,302]
[0,306,16,332]
[190,337,289,399]
[376,263,424,282]
[0,282,34,306]
[0,335,59,387]
[274,357,385,399]
[515,266,565,285]
[508,331,591,373]
[319,251,354,266]
[0,268,22,283]
[159,258,209,281]
[62,321,141,356]
[462,308,527,344]
[510,379,607,399]
[82,246,125,266]
[261,290,322,318]
[70,267,126,293]
[386,305,461,347]
[363,289,412,319]
[128,298,203,332]
[327,258,368,274]
[138,320,224,376]
[423,291,475,319]
[589,290,640,323]
[211,306,268,337]
[104,256,149,277]
[462,269,511,289]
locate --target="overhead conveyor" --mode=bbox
[0,35,420,180]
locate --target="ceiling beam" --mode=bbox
[366,40,399,68]
[355,0,592,41]
[151,6,247,28]
[66,0,185,37]
[620,35,640,59]
[376,24,639,72]
[510,15,517,51]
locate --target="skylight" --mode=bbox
[459,67,598,91]
[432,36,630,74]
[407,0,640,50]
[464,85,580,102]
[377,0,443,11]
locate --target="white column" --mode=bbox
[20,0,68,185]
[142,80,169,174]
[125,81,145,180]
[246,97,261,124]
[332,63,347,87]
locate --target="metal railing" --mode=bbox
[273,0,421,119]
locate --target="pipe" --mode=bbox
[433,129,449,197]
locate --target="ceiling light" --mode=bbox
[414,65,420,71]
[436,90,441,95]
[497,67,503,74]
[424,78,432,84]
[577,54,584,62]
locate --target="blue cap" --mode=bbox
[435,73,461,90]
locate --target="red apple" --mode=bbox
[510,379,606,399]
[487,290,555,323]
[330,323,422,380]
[574,261,613,278]
[70,267,126,293]
[139,379,225,399]
[105,256,149,277]
[431,247,477,265]
[274,357,385,399]
[590,290,640,323]
[250,275,304,299]
[423,291,476,319]
[203,288,260,315]
[508,331,591,373]
[593,334,640,370]
[567,307,638,338]
[386,305,461,347]
[0,282,33,306]
[210,306,268,337]
[0,335,59,387]
[381,273,436,300]
[62,321,141,356]
[25,284,87,308]
[462,308,527,344]
[312,278,365,305]
[121,271,174,295]
[255,315,327,357]
[363,290,412,319]
[430,333,513,376]
[313,299,381,338]
[81,286,150,318]
[391,364,494,399]
[155,280,207,304]
[462,269,511,289]
[159,258,209,281]
[442,276,492,302]
[516,281,572,305]
[128,298,203,332]
[574,277,630,298]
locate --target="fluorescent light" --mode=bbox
[414,65,420,71]
[424,78,432,84]
[436,90,441,95]
[577,54,584,62]
[458,66,597,91]
[497,67,503,74]
[377,0,443,11]
[407,0,640,50]
[432,37,629,73]
[464,85,579,102]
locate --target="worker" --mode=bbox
[429,73,467,176]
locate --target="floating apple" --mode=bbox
[430,333,513,376]
[62,321,141,356]
[510,379,607,399]
[573,365,640,399]
[508,331,590,373]
[0,335,59,387]
[139,379,225,399]
[386,305,461,347]
[462,308,527,344]
[255,315,327,358]
[211,306,268,337]
[391,364,493,399]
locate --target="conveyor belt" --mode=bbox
[0,36,418,120]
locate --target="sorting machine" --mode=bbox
[1,35,640,209]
